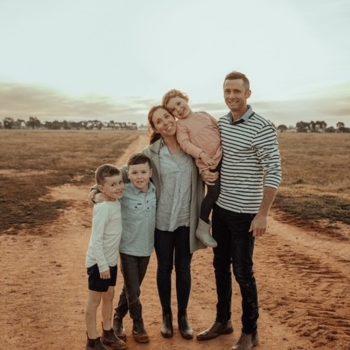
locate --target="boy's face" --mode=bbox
[99,174,124,201]
[128,162,152,192]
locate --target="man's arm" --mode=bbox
[249,186,277,237]
[250,124,282,236]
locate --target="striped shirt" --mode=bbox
[217,105,282,214]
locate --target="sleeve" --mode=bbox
[90,204,109,272]
[252,124,282,189]
[176,122,203,159]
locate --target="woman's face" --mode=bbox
[151,108,177,137]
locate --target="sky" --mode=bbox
[0,0,350,126]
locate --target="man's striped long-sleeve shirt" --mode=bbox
[217,105,282,214]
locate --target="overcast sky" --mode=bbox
[1,0,349,125]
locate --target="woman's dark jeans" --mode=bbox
[114,253,150,320]
[154,226,192,315]
[212,205,259,334]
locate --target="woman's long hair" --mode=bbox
[147,105,164,144]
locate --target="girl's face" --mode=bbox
[166,96,191,120]
[151,108,177,137]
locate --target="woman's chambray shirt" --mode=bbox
[156,145,192,232]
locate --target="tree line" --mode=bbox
[277,121,349,133]
[1,116,349,133]
[0,116,138,130]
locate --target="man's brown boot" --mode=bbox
[231,332,259,350]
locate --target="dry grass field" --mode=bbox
[0,129,138,232]
[275,133,350,238]
[1,130,348,236]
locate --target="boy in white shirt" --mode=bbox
[85,164,126,350]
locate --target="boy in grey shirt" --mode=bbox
[85,164,126,350]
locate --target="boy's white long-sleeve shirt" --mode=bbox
[86,200,122,273]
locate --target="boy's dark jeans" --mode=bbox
[212,205,259,334]
[114,253,150,320]
[154,226,192,314]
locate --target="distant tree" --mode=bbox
[26,116,41,129]
[277,124,288,133]
[0,120,3,128]
[325,126,336,133]
[315,120,327,131]
[14,119,26,129]
[51,120,61,130]
[310,120,316,132]
[296,121,310,132]
[3,117,15,129]
[63,120,71,130]
[336,122,345,130]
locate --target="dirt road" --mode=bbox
[1,135,349,349]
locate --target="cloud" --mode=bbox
[1,81,349,127]
[0,82,156,123]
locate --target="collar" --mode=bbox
[127,181,156,195]
[229,105,254,125]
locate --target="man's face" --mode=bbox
[223,79,251,115]
[128,162,152,192]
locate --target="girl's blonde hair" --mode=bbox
[162,89,189,108]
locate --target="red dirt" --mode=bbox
[1,135,349,350]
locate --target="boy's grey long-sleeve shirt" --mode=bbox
[86,200,122,272]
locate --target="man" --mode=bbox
[197,71,282,350]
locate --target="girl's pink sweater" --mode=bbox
[176,111,222,171]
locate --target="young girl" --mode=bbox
[162,89,222,248]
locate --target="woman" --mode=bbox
[89,105,204,340]
[143,105,204,340]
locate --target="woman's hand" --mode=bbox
[201,169,219,186]
[88,190,97,206]
[87,190,105,206]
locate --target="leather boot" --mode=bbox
[132,318,149,343]
[178,312,193,340]
[161,312,173,338]
[113,315,126,341]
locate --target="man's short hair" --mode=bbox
[127,153,152,168]
[95,164,120,185]
[224,71,250,89]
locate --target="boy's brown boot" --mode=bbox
[113,315,127,341]
[86,336,108,350]
[132,318,150,343]
[101,328,126,350]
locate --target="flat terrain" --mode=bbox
[0,131,349,349]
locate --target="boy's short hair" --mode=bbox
[127,153,152,168]
[95,164,120,185]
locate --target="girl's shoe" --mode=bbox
[195,219,217,247]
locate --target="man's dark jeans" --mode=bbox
[154,226,192,314]
[212,205,259,334]
[114,253,150,320]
